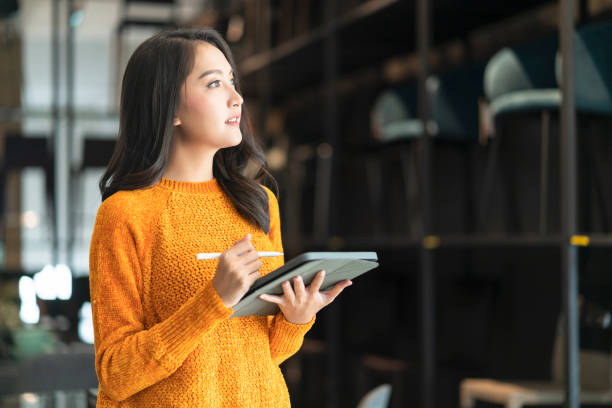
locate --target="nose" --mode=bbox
[229,85,243,108]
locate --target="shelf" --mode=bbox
[239,0,398,76]
[298,234,612,251]
[237,0,556,101]
[238,0,405,100]
[439,234,564,247]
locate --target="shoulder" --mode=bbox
[259,184,279,208]
[259,184,278,201]
[95,186,169,227]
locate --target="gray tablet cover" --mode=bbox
[231,252,379,317]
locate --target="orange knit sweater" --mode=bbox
[89,178,315,407]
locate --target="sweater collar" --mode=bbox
[157,177,221,194]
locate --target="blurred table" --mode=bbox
[0,343,97,395]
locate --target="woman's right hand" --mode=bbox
[212,233,262,308]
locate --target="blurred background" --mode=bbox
[1,0,612,407]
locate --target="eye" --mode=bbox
[207,80,220,88]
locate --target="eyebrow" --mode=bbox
[198,69,234,80]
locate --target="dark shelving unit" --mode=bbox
[186,0,612,406]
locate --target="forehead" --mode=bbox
[192,42,232,74]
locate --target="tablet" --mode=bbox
[231,251,379,317]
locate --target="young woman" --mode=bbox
[89,28,352,407]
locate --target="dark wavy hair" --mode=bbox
[99,28,278,234]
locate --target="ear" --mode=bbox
[173,117,181,126]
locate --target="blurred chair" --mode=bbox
[559,19,612,116]
[356,354,406,408]
[368,84,420,235]
[368,64,484,235]
[371,64,485,142]
[556,19,612,232]
[356,383,392,408]
[459,303,612,408]
[478,35,559,234]
[480,19,612,234]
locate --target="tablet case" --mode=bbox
[231,252,379,317]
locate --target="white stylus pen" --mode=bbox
[196,251,284,260]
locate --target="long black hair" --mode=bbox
[99,28,278,234]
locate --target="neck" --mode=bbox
[163,137,217,182]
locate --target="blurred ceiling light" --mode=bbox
[55,264,73,300]
[267,147,287,170]
[79,301,94,344]
[34,264,73,301]
[19,276,40,325]
[226,15,245,43]
[21,210,40,229]
[20,393,39,405]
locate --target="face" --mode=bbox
[173,42,244,148]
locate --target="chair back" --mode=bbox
[484,36,558,100]
[370,85,419,142]
[556,19,612,114]
[356,384,392,408]
[431,63,485,139]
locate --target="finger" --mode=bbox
[226,234,254,257]
[243,253,263,269]
[321,280,352,304]
[234,245,259,265]
[308,270,326,294]
[259,293,284,304]
[293,275,307,300]
[245,261,262,279]
[236,244,258,261]
[281,280,295,303]
[247,270,261,286]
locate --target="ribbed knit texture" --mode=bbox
[89,178,315,407]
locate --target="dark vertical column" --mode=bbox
[559,0,579,406]
[51,0,61,266]
[256,0,271,141]
[66,0,76,268]
[321,2,339,408]
[416,0,434,407]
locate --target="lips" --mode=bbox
[225,115,240,124]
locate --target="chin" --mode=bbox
[227,132,243,147]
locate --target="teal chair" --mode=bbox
[372,64,485,142]
[368,65,484,235]
[479,36,559,233]
[560,19,612,115]
[432,64,486,140]
[356,384,392,408]
[480,20,612,234]
[558,19,612,231]
[484,39,560,117]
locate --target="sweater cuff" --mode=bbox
[153,280,233,370]
[272,313,316,344]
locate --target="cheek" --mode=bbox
[184,92,215,120]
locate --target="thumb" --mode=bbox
[323,280,352,305]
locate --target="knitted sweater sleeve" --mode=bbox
[262,186,316,365]
[89,196,233,402]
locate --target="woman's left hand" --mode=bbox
[259,270,352,325]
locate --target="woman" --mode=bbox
[89,28,352,407]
